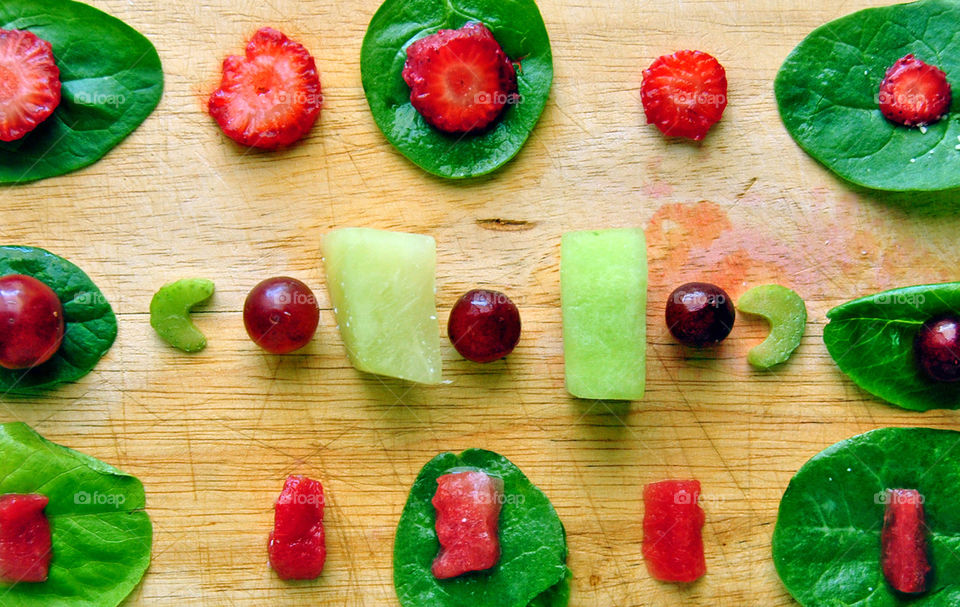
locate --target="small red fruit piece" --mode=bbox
[432,470,503,579]
[881,489,930,595]
[0,274,65,370]
[641,50,727,141]
[665,282,735,348]
[209,27,322,149]
[0,29,61,142]
[447,289,521,363]
[243,277,320,354]
[914,315,960,382]
[0,494,52,584]
[879,55,951,127]
[642,480,706,583]
[268,475,326,580]
[402,22,517,134]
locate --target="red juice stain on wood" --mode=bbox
[643,180,674,199]
[646,201,732,271]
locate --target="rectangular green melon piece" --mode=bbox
[322,228,442,384]
[561,228,647,400]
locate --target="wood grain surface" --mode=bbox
[3,0,960,605]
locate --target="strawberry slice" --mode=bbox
[209,28,322,150]
[879,54,951,127]
[0,30,61,143]
[641,50,727,141]
[0,494,52,584]
[402,22,517,134]
[881,489,931,595]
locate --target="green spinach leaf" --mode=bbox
[773,427,960,606]
[823,282,960,411]
[0,246,117,393]
[0,0,163,184]
[394,449,570,607]
[775,0,960,191]
[0,422,152,606]
[361,0,553,179]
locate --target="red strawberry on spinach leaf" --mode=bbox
[0,29,61,143]
[879,54,951,127]
[402,22,517,134]
[209,28,322,150]
[641,50,727,141]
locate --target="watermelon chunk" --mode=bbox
[881,489,930,595]
[268,475,326,580]
[642,480,706,583]
[432,470,504,579]
[561,228,647,400]
[0,494,51,584]
[322,228,442,384]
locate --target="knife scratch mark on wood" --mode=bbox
[476,218,536,231]
[736,177,758,199]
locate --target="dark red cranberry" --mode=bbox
[0,274,64,370]
[244,277,320,354]
[665,282,735,347]
[447,289,521,363]
[915,315,960,382]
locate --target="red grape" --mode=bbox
[447,289,521,363]
[0,274,65,370]
[244,277,320,354]
[665,282,735,347]
[915,315,960,382]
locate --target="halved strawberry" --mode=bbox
[879,54,951,127]
[641,50,727,141]
[0,30,61,143]
[208,28,322,150]
[402,22,517,134]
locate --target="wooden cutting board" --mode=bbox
[4,0,960,604]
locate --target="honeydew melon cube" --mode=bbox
[322,228,442,384]
[561,228,647,400]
